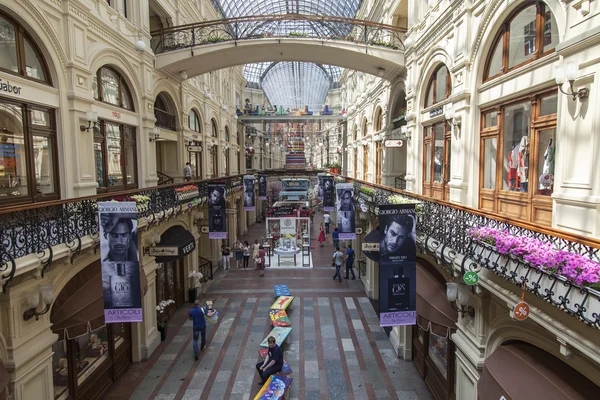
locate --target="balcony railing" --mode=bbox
[0,169,320,292]
[154,108,177,131]
[198,256,213,281]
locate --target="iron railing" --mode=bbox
[198,256,213,281]
[357,257,366,279]
[157,171,174,185]
[154,108,177,131]
[150,14,406,54]
[395,175,406,190]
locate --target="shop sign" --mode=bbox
[362,242,380,251]
[200,226,209,234]
[463,271,479,285]
[0,78,22,95]
[356,227,363,234]
[188,145,203,152]
[384,140,404,148]
[429,106,443,118]
[112,111,121,119]
[148,246,179,257]
[513,301,530,321]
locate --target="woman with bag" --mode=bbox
[256,245,266,277]
[252,239,260,269]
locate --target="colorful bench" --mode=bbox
[269,309,292,327]
[254,375,293,400]
[274,284,291,297]
[270,296,294,312]
[260,327,292,348]
[258,349,292,375]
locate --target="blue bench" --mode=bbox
[274,284,291,297]
[254,375,293,400]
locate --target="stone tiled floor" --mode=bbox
[104,213,433,400]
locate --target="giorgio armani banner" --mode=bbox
[207,182,227,239]
[243,175,255,211]
[322,176,335,211]
[258,174,267,200]
[336,183,355,240]
[378,204,417,327]
[98,202,143,323]
[317,173,325,200]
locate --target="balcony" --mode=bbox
[154,108,177,131]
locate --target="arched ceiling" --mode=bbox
[210,0,363,108]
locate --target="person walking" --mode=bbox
[257,245,266,277]
[309,208,315,224]
[323,212,331,234]
[255,336,283,385]
[252,240,260,269]
[345,243,356,280]
[318,223,326,247]
[332,227,340,249]
[242,241,250,270]
[188,300,215,360]
[235,240,244,268]
[332,247,344,282]
[183,162,192,182]
[221,243,231,270]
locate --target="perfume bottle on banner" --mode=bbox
[110,263,133,307]
[388,266,410,311]
[213,213,224,231]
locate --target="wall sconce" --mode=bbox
[377,68,385,78]
[554,62,589,101]
[149,126,160,142]
[80,111,98,132]
[446,282,475,318]
[184,137,193,146]
[23,282,54,321]
[445,105,461,136]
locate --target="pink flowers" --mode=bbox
[175,185,198,193]
[468,227,600,289]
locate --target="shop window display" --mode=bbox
[52,340,69,400]
[74,326,110,386]
[428,333,448,380]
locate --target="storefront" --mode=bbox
[478,342,598,400]
[49,260,147,400]
[154,225,197,318]
[412,260,458,400]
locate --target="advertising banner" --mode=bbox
[258,174,268,200]
[378,204,417,327]
[322,176,335,211]
[336,183,356,240]
[280,218,296,235]
[243,175,255,211]
[98,202,143,323]
[207,182,227,239]
[317,173,325,200]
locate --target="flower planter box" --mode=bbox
[470,241,600,326]
[136,203,149,213]
[359,192,374,203]
[176,190,199,203]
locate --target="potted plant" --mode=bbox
[329,162,341,174]
[156,299,175,341]
[175,185,199,202]
[359,186,375,202]
[188,270,203,303]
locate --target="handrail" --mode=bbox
[157,171,174,185]
[198,256,213,280]
[150,14,408,36]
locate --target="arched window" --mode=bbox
[211,119,218,137]
[484,2,558,81]
[353,125,358,179]
[425,65,451,107]
[154,92,176,131]
[224,126,230,142]
[93,66,134,110]
[189,109,201,132]
[374,107,383,132]
[0,12,51,84]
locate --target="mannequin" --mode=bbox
[517,135,529,192]
[538,138,555,193]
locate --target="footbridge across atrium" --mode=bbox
[152,15,406,80]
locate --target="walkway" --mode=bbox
[104,213,432,400]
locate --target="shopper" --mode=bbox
[332,227,339,249]
[255,336,284,385]
[221,243,231,270]
[332,247,344,282]
[257,245,266,277]
[242,241,250,270]
[183,162,192,182]
[235,240,244,268]
[345,243,356,280]
[309,208,315,224]
[323,212,331,233]
[318,223,326,247]
[188,300,216,360]
[252,240,260,269]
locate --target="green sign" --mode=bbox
[463,271,479,285]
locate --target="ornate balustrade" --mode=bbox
[150,14,405,54]
[198,256,213,281]
[154,108,177,131]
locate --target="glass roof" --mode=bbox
[212,0,362,108]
